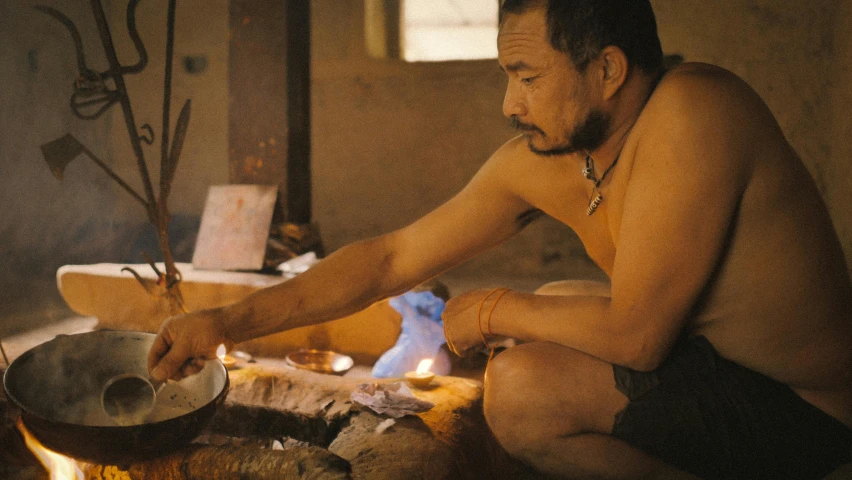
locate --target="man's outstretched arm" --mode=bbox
[148,139,535,381]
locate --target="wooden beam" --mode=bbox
[364,0,401,59]
[284,0,311,224]
[228,0,312,224]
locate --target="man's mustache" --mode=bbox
[509,116,544,135]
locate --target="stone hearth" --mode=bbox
[0,317,540,479]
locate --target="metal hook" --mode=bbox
[121,267,155,294]
[70,89,120,120]
[141,251,164,279]
[33,6,90,77]
[119,0,149,75]
[139,124,155,145]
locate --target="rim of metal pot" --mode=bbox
[3,330,229,429]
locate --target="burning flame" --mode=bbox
[416,358,434,375]
[217,343,236,369]
[17,419,83,480]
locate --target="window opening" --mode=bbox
[401,0,498,62]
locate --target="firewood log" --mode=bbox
[83,445,351,480]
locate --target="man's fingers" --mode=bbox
[150,338,193,383]
[147,329,173,375]
[180,361,204,378]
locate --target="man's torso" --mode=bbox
[504,63,852,425]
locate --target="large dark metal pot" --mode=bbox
[3,330,229,466]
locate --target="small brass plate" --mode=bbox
[285,349,354,375]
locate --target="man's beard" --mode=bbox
[511,110,611,157]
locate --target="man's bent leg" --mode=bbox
[483,342,697,479]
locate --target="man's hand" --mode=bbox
[442,288,511,356]
[147,308,234,383]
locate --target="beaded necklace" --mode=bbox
[582,152,621,216]
[580,70,666,216]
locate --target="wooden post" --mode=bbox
[364,0,401,59]
[228,0,311,224]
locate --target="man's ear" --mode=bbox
[599,46,629,100]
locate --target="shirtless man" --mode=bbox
[148,1,852,478]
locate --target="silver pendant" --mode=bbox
[587,193,603,216]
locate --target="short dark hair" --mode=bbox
[500,0,665,74]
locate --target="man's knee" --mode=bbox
[484,343,556,459]
[485,343,608,453]
[484,342,628,453]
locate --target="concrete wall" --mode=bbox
[653,0,842,236]
[309,0,594,282]
[653,0,852,274]
[1,0,126,332]
[0,0,229,336]
[106,0,230,214]
[2,0,850,337]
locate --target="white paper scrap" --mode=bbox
[350,382,435,418]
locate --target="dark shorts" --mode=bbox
[611,336,852,480]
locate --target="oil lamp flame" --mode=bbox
[17,419,83,480]
[406,358,436,388]
[217,343,236,368]
[416,358,434,375]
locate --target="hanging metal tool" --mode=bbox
[34,0,190,314]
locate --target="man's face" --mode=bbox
[498,8,610,156]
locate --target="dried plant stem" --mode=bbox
[90,0,185,314]
[156,0,186,313]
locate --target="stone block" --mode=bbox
[220,363,528,479]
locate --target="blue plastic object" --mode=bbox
[372,290,452,377]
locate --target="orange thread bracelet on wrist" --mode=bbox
[443,318,459,356]
[485,288,510,337]
[477,288,510,348]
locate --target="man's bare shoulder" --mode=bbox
[460,135,544,213]
[474,136,583,225]
[643,62,777,131]
[489,135,540,168]
[656,62,758,99]
[479,135,561,189]
[631,62,782,178]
